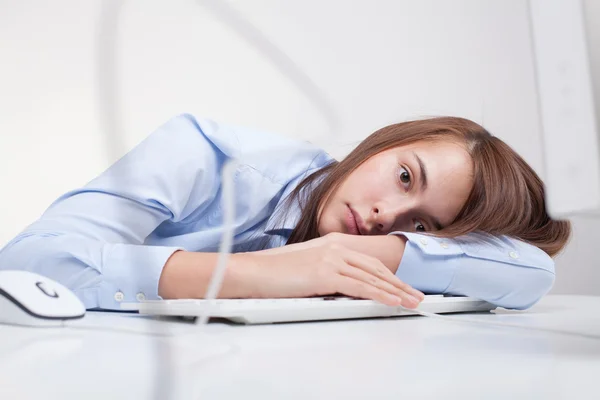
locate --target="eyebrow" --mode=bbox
[413,152,428,191]
[413,152,443,230]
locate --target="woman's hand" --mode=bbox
[239,234,425,308]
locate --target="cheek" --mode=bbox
[346,164,389,193]
[340,174,381,202]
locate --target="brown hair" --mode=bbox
[285,116,571,257]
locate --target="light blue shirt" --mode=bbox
[0,114,555,310]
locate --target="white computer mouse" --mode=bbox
[0,270,86,327]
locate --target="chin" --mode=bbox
[320,219,344,236]
[318,204,346,236]
[316,218,335,236]
[317,225,330,236]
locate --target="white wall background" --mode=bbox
[0,0,598,294]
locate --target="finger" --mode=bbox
[333,275,403,306]
[341,250,424,305]
[338,264,418,308]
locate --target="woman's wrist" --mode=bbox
[158,250,262,299]
[226,252,264,298]
[326,232,407,274]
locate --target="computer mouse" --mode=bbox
[0,270,86,327]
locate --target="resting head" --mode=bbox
[287,116,571,257]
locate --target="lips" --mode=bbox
[346,206,365,235]
[351,208,366,235]
[345,206,359,235]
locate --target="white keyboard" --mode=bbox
[122,295,496,324]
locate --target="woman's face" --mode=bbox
[318,140,474,236]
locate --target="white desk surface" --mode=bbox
[1,294,599,400]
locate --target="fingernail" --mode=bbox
[409,290,424,300]
[406,295,420,306]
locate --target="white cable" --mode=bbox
[192,0,341,325]
[95,1,340,398]
[196,0,340,137]
[95,0,127,164]
[197,159,239,326]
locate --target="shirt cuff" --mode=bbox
[98,243,182,310]
[389,231,463,294]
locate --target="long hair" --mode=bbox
[285,117,571,257]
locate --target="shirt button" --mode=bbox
[439,242,449,249]
[509,251,519,259]
[114,291,125,302]
[420,238,428,246]
[136,293,146,302]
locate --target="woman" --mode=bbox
[0,114,570,310]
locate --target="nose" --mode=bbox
[370,199,413,234]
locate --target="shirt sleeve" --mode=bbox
[0,114,224,310]
[389,231,555,310]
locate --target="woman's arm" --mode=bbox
[188,227,551,310]
[319,232,555,310]
[159,241,424,308]
[0,115,222,309]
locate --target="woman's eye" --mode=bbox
[397,166,411,189]
[414,221,426,232]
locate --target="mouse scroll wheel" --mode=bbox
[35,281,59,298]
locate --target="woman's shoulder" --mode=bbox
[178,113,335,185]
